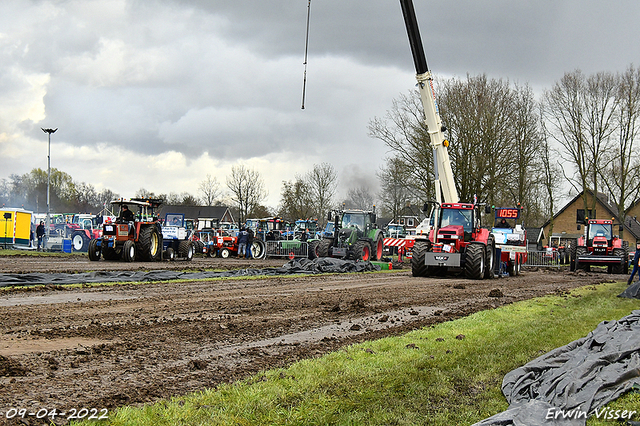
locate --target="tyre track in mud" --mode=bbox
[0,256,618,424]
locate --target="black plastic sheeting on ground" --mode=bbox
[472,310,640,426]
[0,258,380,287]
[619,281,640,299]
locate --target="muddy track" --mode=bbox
[0,255,620,425]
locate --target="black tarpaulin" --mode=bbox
[0,257,380,286]
[472,310,640,426]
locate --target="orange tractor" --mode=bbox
[88,198,164,262]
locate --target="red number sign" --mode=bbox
[496,208,520,219]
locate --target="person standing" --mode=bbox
[36,221,45,251]
[627,243,640,285]
[246,228,254,259]
[237,227,248,259]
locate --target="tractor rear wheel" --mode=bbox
[569,245,577,271]
[318,239,333,257]
[88,239,101,261]
[122,240,136,262]
[411,240,431,277]
[72,231,90,252]
[251,240,266,259]
[179,241,194,261]
[353,240,371,261]
[465,243,485,280]
[137,226,161,261]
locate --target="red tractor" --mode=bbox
[570,219,628,273]
[88,198,164,262]
[411,202,495,279]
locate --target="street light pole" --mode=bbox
[41,128,57,250]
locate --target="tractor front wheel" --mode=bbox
[575,247,589,271]
[179,241,194,261]
[308,240,320,259]
[88,239,101,261]
[122,240,136,262]
[371,235,384,261]
[613,248,626,274]
[353,240,371,261]
[318,239,333,257]
[164,247,175,260]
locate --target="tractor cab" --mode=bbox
[432,203,476,246]
[587,221,613,249]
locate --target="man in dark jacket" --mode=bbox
[628,243,640,285]
[36,221,45,251]
[246,228,254,259]
[237,228,248,259]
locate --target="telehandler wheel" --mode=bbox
[88,239,101,261]
[484,239,495,279]
[465,243,485,280]
[353,240,371,261]
[411,240,431,277]
[122,240,136,262]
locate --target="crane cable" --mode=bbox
[301,0,311,109]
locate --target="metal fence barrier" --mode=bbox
[266,240,309,258]
[524,250,567,267]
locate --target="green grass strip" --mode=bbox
[76,281,640,426]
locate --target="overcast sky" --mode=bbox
[2,0,640,210]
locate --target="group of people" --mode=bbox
[236,227,255,259]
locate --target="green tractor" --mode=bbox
[318,209,384,261]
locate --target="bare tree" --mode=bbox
[278,176,314,221]
[368,91,434,202]
[344,186,374,210]
[600,65,640,224]
[543,69,618,215]
[370,75,544,220]
[377,156,413,221]
[199,174,221,206]
[226,165,267,224]
[306,162,337,222]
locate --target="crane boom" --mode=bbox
[399,0,459,204]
